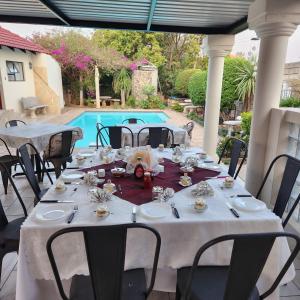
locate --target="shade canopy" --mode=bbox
[0,0,254,34]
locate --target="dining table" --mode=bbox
[116,123,190,147]
[16,147,294,300]
[0,122,83,152]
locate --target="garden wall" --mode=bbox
[132,65,158,101]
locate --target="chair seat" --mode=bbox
[177,266,260,300]
[70,269,147,300]
[0,217,25,247]
[0,155,18,166]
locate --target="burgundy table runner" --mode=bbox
[81,159,220,205]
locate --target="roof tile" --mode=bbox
[0,27,49,54]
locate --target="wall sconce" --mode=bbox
[29,62,32,69]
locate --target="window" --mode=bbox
[6,61,24,81]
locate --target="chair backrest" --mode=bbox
[0,162,27,222]
[256,154,300,227]
[183,122,194,138]
[46,130,79,159]
[17,143,53,202]
[97,126,134,149]
[47,223,161,300]
[217,137,247,179]
[182,232,300,300]
[0,137,13,157]
[137,127,174,148]
[122,118,145,124]
[5,119,26,128]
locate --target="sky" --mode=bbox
[1,22,300,63]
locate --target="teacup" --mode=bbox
[223,176,234,188]
[199,152,207,160]
[180,173,192,186]
[158,144,164,152]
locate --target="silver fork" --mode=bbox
[67,205,78,224]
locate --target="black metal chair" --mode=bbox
[256,154,300,228]
[0,138,19,194]
[0,162,27,284]
[217,137,247,179]
[5,119,26,128]
[176,232,300,300]
[46,223,161,300]
[122,118,145,124]
[183,122,194,139]
[97,126,134,149]
[17,143,53,205]
[137,127,174,148]
[43,130,79,178]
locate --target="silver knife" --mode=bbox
[132,206,137,223]
[226,202,240,218]
[40,200,74,203]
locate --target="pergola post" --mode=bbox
[202,35,234,158]
[245,0,300,195]
[95,66,100,109]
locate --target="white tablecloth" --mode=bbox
[16,148,294,300]
[0,123,83,152]
[116,123,190,147]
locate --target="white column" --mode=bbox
[202,35,234,158]
[95,66,100,109]
[245,0,300,195]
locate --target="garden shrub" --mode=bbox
[187,111,204,126]
[127,95,137,108]
[175,69,200,96]
[240,112,252,136]
[139,96,165,109]
[280,97,300,108]
[171,102,184,112]
[188,57,252,110]
[188,70,207,106]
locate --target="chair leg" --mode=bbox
[176,284,182,300]
[1,169,9,195]
[0,250,5,287]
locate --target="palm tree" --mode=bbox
[113,68,132,108]
[235,62,256,112]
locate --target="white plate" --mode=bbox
[61,172,85,182]
[232,197,266,212]
[140,202,171,219]
[35,205,69,222]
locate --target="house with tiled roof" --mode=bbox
[0,26,64,114]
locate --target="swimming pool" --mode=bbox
[68,111,169,147]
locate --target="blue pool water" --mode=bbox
[68,111,169,147]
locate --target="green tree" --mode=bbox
[188,56,251,110]
[113,68,132,108]
[175,69,200,96]
[92,30,166,67]
[188,71,207,106]
[234,62,256,112]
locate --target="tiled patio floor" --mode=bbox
[0,107,299,299]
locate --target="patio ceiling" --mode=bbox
[0,0,254,34]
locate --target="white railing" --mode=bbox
[287,122,300,221]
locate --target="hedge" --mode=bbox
[188,57,252,109]
[175,69,200,97]
[188,70,207,106]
